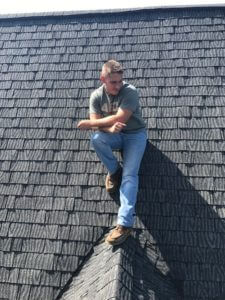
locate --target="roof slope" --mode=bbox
[0,5,224,300]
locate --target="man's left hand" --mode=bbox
[77,120,92,129]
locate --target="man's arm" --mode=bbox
[77,108,132,130]
[90,108,132,127]
[89,113,102,130]
[88,113,114,132]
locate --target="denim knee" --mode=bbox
[90,131,104,150]
[90,132,99,147]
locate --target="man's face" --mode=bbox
[101,73,123,96]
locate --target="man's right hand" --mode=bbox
[109,122,126,133]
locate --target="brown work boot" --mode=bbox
[105,225,132,246]
[105,167,122,193]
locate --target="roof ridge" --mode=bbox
[0,5,225,22]
[57,229,135,300]
[113,238,136,299]
[60,231,180,299]
[59,230,136,300]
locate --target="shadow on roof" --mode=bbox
[135,140,225,299]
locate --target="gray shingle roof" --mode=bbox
[0,5,224,300]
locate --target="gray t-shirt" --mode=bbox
[89,82,146,133]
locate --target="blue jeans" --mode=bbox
[91,129,147,227]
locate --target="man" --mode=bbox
[77,60,147,246]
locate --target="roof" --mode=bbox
[0,5,224,300]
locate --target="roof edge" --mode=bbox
[0,4,225,22]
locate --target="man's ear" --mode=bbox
[100,75,105,83]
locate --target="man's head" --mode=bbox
[100,60,124,96]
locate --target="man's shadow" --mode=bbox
[135,140,225,299]
[110,140,225,299]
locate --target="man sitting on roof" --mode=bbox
[77,60,147,246]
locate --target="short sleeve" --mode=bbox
[119,86,139,112]
[89,91,102,115]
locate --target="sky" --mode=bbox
[0,0,225,15]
